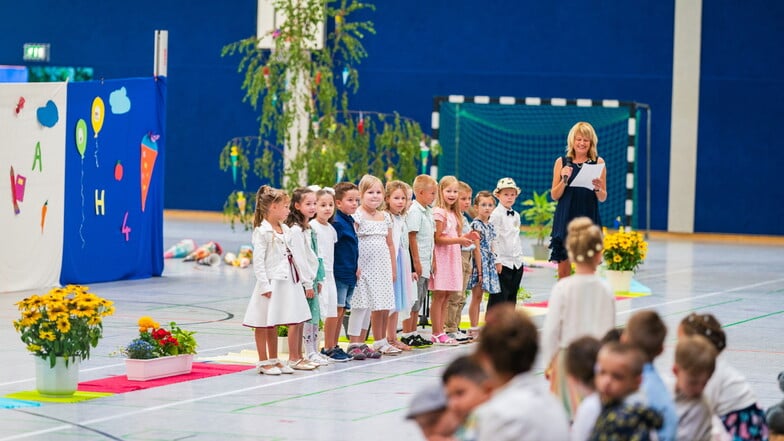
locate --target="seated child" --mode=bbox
[767,371,784,441]
[473,304,569,440]
[679,313,769,441]
[566,336,602,441]
[406,383,461,441]
[442,355,492,441]
[672,334,719,441]
[591,341,663,441]
[622,310,678,441]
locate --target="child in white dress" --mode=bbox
[347,174,399,356]
[242,185,311,375]
[540,216,616,420]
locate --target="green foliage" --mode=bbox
[521,190,557,246]
[219,0,426,230]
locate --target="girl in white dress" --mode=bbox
[286,187,326,370]
[385,180,414,351]
[242,185,311,375]
[540,216,616,420]
[347,174,399,356]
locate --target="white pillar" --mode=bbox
[668,0,702,233]
[283,65,309,188]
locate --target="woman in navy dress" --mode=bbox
[549,121,607,279]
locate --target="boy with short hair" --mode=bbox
[489,178,525,310]
[401,174,438,347]
[442,355,492,440]
[324,182,360,361]
[622,310,678,441]
[566,336,602,441]
[672,334,719,441]
[591,341,663,440]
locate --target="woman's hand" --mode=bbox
[561,165,573,182]
[592,178,603,192]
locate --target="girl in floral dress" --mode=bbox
[467,191,501,337]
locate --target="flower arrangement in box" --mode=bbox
[122,316,197,359]
[13,285,115,368]
[602,226,648,272]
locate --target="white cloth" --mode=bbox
[310,220,338,317]
[703,357,758,416]
[540,274,616,368]
[474,372,569,441]
[489,204,524,270]
[242,222,311,327]
[570,393,601,441]
[406,200,435,276]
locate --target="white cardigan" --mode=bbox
[252,221,302,296]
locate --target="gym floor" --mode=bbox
[1,214,782,440]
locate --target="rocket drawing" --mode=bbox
[140,133,159,212]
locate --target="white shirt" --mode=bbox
[540,274,616,367]
[475,372,569,441]
[288,224,319,290]
[570,393,601,441]
[406,200,435,276]
[703,357,758,416]
[489,204,524,269]
[309,219,337,272]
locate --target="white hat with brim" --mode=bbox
[493,177,521,196]
[405,384,447,419]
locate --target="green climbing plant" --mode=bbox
[219,0,427,230]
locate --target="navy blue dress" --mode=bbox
[549,156,602,262]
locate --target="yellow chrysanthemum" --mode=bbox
[39,330,56,341]
[56,318,71,333]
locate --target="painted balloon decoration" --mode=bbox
[91,97,105,137]
[75,119,87,159]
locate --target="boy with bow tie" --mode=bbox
[488,178,525,310]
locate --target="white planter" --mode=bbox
[277,336,289,354]
[605,270,633,293]
[35,356,80,397]
[125,354,194,381]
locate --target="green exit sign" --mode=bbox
[23,43,50,62]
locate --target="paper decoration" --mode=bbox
[94,189,105,215]
[40,200,48,233]
[384,166,394,182]
[121,212,131,241]
[342,66,349,85]
[109,87,131,114]
[140,133,159,212]
[114,160,123,181]
[315,71,321,85]
[164,239,197,259]
[15,97,25,115]
[262,65,270,86]
[36,100,59,128]
[230,146,239,184]
[184,241,222,262]
[32,141,42,171]
[420,141,430,174]
[91,97,105,167]
[335,161,346,183]
[236,192,246,215]
[9,166,19,215]
[14,174,26,202]
[357,111,364,134]
[75,119,87,159]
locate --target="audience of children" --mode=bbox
[541,216,616,420]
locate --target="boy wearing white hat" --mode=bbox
[489,177,525,310]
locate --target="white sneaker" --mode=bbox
[255,360,281,375]
[307,352,331,366]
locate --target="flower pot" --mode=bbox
[277,336,289,354]
[605,270,633,293]
[532,244,549,261]
[125,354,194,381]
[35,356,80,397]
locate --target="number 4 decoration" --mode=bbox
[121,211,132,241]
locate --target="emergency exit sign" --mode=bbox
[23,43,50,62]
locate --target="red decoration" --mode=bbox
[15,97,25,115]
[114,160,123,181]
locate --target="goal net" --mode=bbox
[432,96,640,228]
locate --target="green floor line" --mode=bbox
[351,406,408,422]
[233,365,443,412]
[660,297,743,319]
[723,310,784,328]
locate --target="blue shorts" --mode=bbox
[335,280,355,309]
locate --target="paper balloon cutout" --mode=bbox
[91,97,105,137]
[75,119,87,159]
[140,133,159,212]
[109,87,131,114]
[342,66,349,85]
[37,100,59,128]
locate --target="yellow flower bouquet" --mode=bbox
[603,226,648,272]
[13,285,115,367]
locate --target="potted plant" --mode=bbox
[521,190,556,260]
[120,316,198,381]
[13,285,115,396]
[602,226,648,293]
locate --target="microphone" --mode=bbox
[562,158,573,184]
